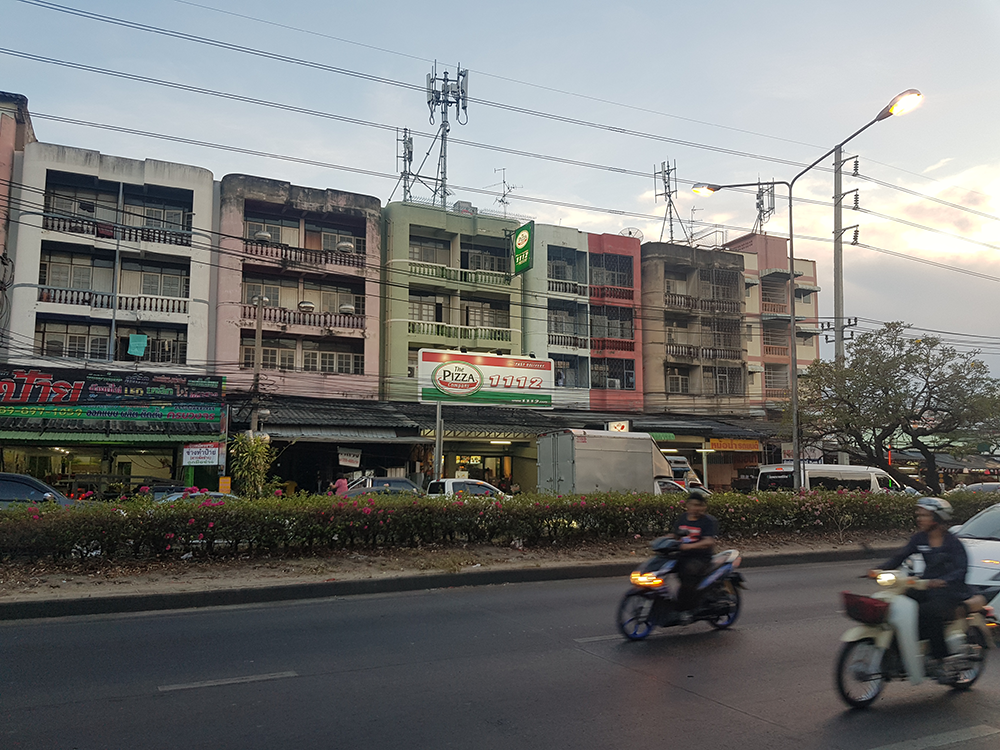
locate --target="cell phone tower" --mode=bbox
[426,62,469,209]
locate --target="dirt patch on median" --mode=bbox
[0,532,907,603]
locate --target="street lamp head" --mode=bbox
[251,295,270,306]
[692,183,721,196]
[876,89,923,121]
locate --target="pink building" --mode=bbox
[214,175,382,402]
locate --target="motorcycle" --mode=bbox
[616,537,745,640]
[835,569,1000,708]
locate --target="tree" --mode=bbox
[798,322,1000,494]
[229,433,277,499]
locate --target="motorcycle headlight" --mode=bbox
[630,571,663,587]
[876,572,897,587]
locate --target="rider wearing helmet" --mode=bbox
[871,497,969,673]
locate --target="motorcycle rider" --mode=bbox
[869,496,969,679]
[670,488,718,623]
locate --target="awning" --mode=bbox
[263,426,432,443]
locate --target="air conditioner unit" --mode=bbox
[606,378,621,390]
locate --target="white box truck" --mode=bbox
[536,429,689,494]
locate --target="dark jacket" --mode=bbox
[881,530,969,598]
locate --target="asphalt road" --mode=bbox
[2,559,999,750]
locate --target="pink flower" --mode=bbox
[198,533,204,539]
[208,522,214,528]
[166,544,171,550]
[32,514,39,520]
[165,533,175,539]
[188,518,195,525]
[139,486,150,493]
[275,489,283,496]
[362,507,372,515]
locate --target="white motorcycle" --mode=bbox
[835,570,999,708]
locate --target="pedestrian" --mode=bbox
[333,473,349,497]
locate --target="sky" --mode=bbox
[4,0,1000,371]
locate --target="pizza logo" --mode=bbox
[432,361,484,397]
[515,228,530,250]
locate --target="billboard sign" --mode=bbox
[512,221,534,275]
[183,442,222,466]
[418,349,553,407]
[0,367,224,405]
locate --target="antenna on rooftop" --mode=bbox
[492,168,520,218]
[426,61,470,209]
[654,160,691,244]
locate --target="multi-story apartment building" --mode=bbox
[215,175,381,401]
[641,241,748,415]
[6,142,215,372]
[381,200,521,401]
[726,233,820,415]
[522,225,643,411]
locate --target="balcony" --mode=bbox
[699,298,741,314]
[762,344,789,357]
[700,347,743,361]
[761,301,788,314]
[664,343,698,358]
[548,280,588,296]
[243,240,365,270]
[38,286,190,314]
[764,387,790,400]
[590,285,633,301]
[591,338,634,352]
[664,292,698,311]
[42,216,191,246]
[240,304,364,330]
[408,261,512,287]
[548,333,589,348]
[407,320,512,343]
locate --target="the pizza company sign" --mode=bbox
[418,349,553,406]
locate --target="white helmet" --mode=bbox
[917,496,953,522]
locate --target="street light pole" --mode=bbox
[249,293,268,436]
[693,90,923,489]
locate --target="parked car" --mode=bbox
[342,484,425,498]
[346,476,423,493]
[157,491,239,504]
[425,478,509,499]
[0,473,76,509]
[655,478,690,494]
[947,483,1000,494]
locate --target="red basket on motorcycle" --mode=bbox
[842,592,889,624]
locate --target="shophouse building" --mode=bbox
[1,138,223,490]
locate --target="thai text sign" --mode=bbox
[0,368,224,405]
[418,349,554,407]
[709,438,761,452]
[339,448,362,468]
[183,442,222,466]
[0,403,223,422]
[512,221,534,275]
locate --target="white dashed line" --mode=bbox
[158,670,298,692]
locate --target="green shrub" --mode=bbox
[1,489,995,562]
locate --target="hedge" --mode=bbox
[1,489,996,562]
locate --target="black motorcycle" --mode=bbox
[617,537,746,640]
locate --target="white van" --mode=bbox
[756,464,900,492]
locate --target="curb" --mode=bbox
[0,544,897,621]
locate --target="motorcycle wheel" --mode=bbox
[835,638,885,709]
[617,591,655,641]
[950,627,987,691]
[707,582,741,630]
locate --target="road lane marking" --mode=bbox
[865,725,999,750]
[574,635,621,643]
[158,670,298,692]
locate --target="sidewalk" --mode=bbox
[0,539,902,621]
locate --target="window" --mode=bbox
[699,268,741,300]
[462,242,509,273]
[245,216,299,247]
[304,221,366,255]
[243,279,281,307]
[708,319,741,349]
[242,337,295,370]
[408,350,418,378]
[39,250,114,292]
[590,306,633,339]
[591,358,635,390]
[117,326,187,364]
[35,321,110,360]
[409,236,450,265]
[703,366,744,396]
[461,299,509,328]
[664,272,687,295]
[409,293,445,322]
[547,245,581,281]
[552,355,588,388]
[120,261,190,298]
[590,254,633,288]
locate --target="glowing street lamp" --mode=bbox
[692,90,922,489]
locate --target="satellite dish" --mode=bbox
[620,227,644,241]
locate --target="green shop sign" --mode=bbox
[512,221,534,275]
[0,403,223,422]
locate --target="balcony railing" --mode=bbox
[762,344,790,357]
[38,286,190,314]
[548,333,589,348]
[548,280,588,296]
[590,285,634,301]
[700,298,741,314]
[700,347,742,360]
[764,388,790,399]
[761,301,788,314]
[43,216,191,246]
[664,292,698,311]
[590,337,634,352]
[408,261,512,287]
[407,320,513,342]
[241,304,364,329]
[664,343,699,358]
[243,240,365,269]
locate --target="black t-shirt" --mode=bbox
[672,513,719,559]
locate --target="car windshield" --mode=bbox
[957,506,1000,541]
[758,472,794,491]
